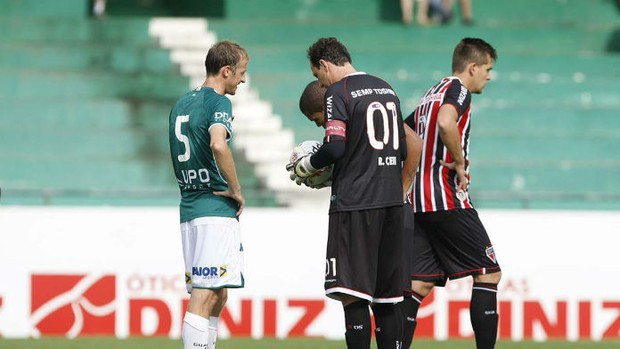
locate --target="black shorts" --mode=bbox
[325,206,404,303]
[411,208,501,286]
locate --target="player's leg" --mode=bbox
[402,212,447,348]
[340,294,372,349]
[181,217,244,349]
[208,288,228,349]
[471,272,501,349]
[425,209,501,349]
[180,221,207,349]
[325,211,377,349]
[460,209,500,349]
[401,280,434,348]
[184,288,226,349]
[399,204,418,349]
[373,206,405,349]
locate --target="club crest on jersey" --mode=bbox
[485,245,497,264]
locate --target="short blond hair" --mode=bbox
[205,40,249,76]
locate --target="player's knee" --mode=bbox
[474,271,502,284]
[217,288,228,306]
[412,280,435,297]
[189,288,227,314]
[340,294,366,307]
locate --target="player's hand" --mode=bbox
[287,167,305,186]
[287,168,331,189]
[286,154,316,178]
[213,188,245,216]
[440,159,469,192]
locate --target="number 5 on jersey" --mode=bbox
[175,115,190,162]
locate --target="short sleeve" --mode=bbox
[324,84,348,124]
[442,79,471,116]
[208,96,233,137]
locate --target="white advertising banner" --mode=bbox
[0,206,619,341]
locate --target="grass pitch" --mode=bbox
[1,338,620,349]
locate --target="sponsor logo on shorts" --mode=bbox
[191,265,228,279]
[185,272,192,285]
[485,245,497,264]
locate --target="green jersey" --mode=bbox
[169,87,237,222]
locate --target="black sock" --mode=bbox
[344,301,371,349]
[373,303,402,349]
[470,283,499,349]
[400,292,423,349]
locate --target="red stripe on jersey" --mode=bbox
[441,163,455,209]
[422,101,439,212]
[325,120,347,139]
[440,103,458,209]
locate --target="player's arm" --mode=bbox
[402,123,422,201]
[210,125,245,216]
[437,104,468,191]
[291,118,347,178]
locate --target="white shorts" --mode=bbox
[181,216,244,293]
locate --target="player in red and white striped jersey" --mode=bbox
[401,38,502,349]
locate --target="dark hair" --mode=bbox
[452,38,497,73]
[307,37,352,68]
[205,40,249,76]
[299,80,326,116]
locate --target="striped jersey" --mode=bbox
[323,72,406,213]
[169,87,238,223]
[404,77,474,212]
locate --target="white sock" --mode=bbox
[183,312,209,349]
[208,316,220,349]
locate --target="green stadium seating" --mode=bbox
[0,2,275,207]
[205,0,620,209]
[1,0,618,209]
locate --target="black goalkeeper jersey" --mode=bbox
[322,72,406,213]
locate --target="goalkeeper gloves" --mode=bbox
[286,154,317,178]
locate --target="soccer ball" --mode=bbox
[289,140,333,188]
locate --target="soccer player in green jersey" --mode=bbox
[168,40,248,349]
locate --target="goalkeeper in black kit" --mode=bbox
[287,37,421,349]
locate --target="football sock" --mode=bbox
[208,316,220,349]
[182,312,209,349]
[343,300,372,349]
[373,303,402,349]
[401,291,423,349]
[470,283,499,349]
